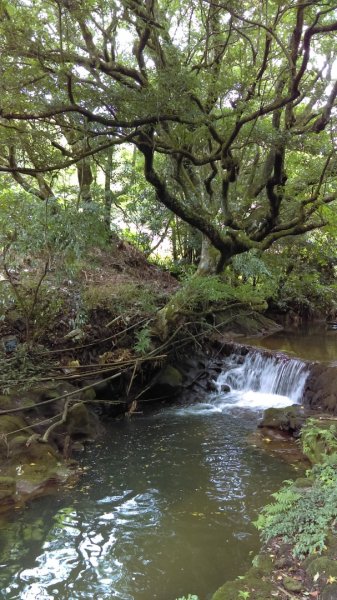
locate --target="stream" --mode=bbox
[0,340,316,600]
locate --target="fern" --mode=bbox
[255,462,337,558]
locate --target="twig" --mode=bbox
[42,399,70,442]
[0,371,123,415]
[105,314,123,328]
[36,317,152,354]
[126,360,138,397]
[276,585,297,599]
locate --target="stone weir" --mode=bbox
[0,340,335,512]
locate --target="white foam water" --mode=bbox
[174,350,309,416]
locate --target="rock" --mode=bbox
[211,575,273,600]
[220,383,230,392]
[307,557,337,579]
[282,576,303,593]
[259,405,306,433]
[1,335,18,353]
[0,476,16,501]
[148,364,184,399]
[66,402,99,439]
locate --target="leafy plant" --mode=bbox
[255,461,337,558]
[301,419,337,463]
[134,327,152,355]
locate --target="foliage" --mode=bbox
[264,234,337,318]
[83,282,161,316]
[175,595,199,600]
[301,419,337,464]
[1,0,337,274]
[0,189,109,340]
[255,422,337,558]
[134,327,152,355]
[171,274,268,314]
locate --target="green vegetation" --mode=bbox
[255,420,337,558]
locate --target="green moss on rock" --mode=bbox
[211,576,273,600]
[0,476,16,500]
[307,557,337,579]
[259,405,305,433]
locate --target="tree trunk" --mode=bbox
[196,235,219,275]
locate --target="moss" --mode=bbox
[0,396,12,410]
[301,420,337,464]
[259,405,305,432]
[0,476,16,500]
[293,476,314,489]
[211,576,273,600]
[306,557,337,579]
[66,402,98,438]
[0,415,30,436]
[251,554,274,575]
[283,576,303,593]
[156,365,183,387]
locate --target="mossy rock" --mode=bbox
[0,476,16,500]
[283,576,303,593]
[211,575,273,600]
[259,405,305,433]
[251,554,274,575]
[0,415,31,436]
[306,557,337,579]
[0,396,12,410]
[149,364,184,398]
[66,402,98,438]
[80,387,96,402]
[293,476,314,489]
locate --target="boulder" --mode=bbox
[148,364,184,399]
[259,405,306,434]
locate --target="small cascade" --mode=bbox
[216,351,308,406]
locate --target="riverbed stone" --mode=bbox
[258,405,305,433]
[66,402,99,439]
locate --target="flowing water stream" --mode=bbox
[0,349,310,600]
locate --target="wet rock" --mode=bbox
[220,383,230,392]
[148,364,183,399]
[65,402,99,439]
[304,364,337,413]
[211,574,273,600]
[258,405,306,434]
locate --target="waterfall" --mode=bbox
[173,349,309,416]
[213,350,309,411]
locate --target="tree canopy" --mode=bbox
[0,0,337,271]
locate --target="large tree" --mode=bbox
[0,0,337,271]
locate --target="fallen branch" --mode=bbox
[42,399,70,442]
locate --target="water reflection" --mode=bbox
[1,406,297,600]
[246,323,337,362]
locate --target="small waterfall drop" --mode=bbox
[214,350,308,411]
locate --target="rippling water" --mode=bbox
[0,395,298,600]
